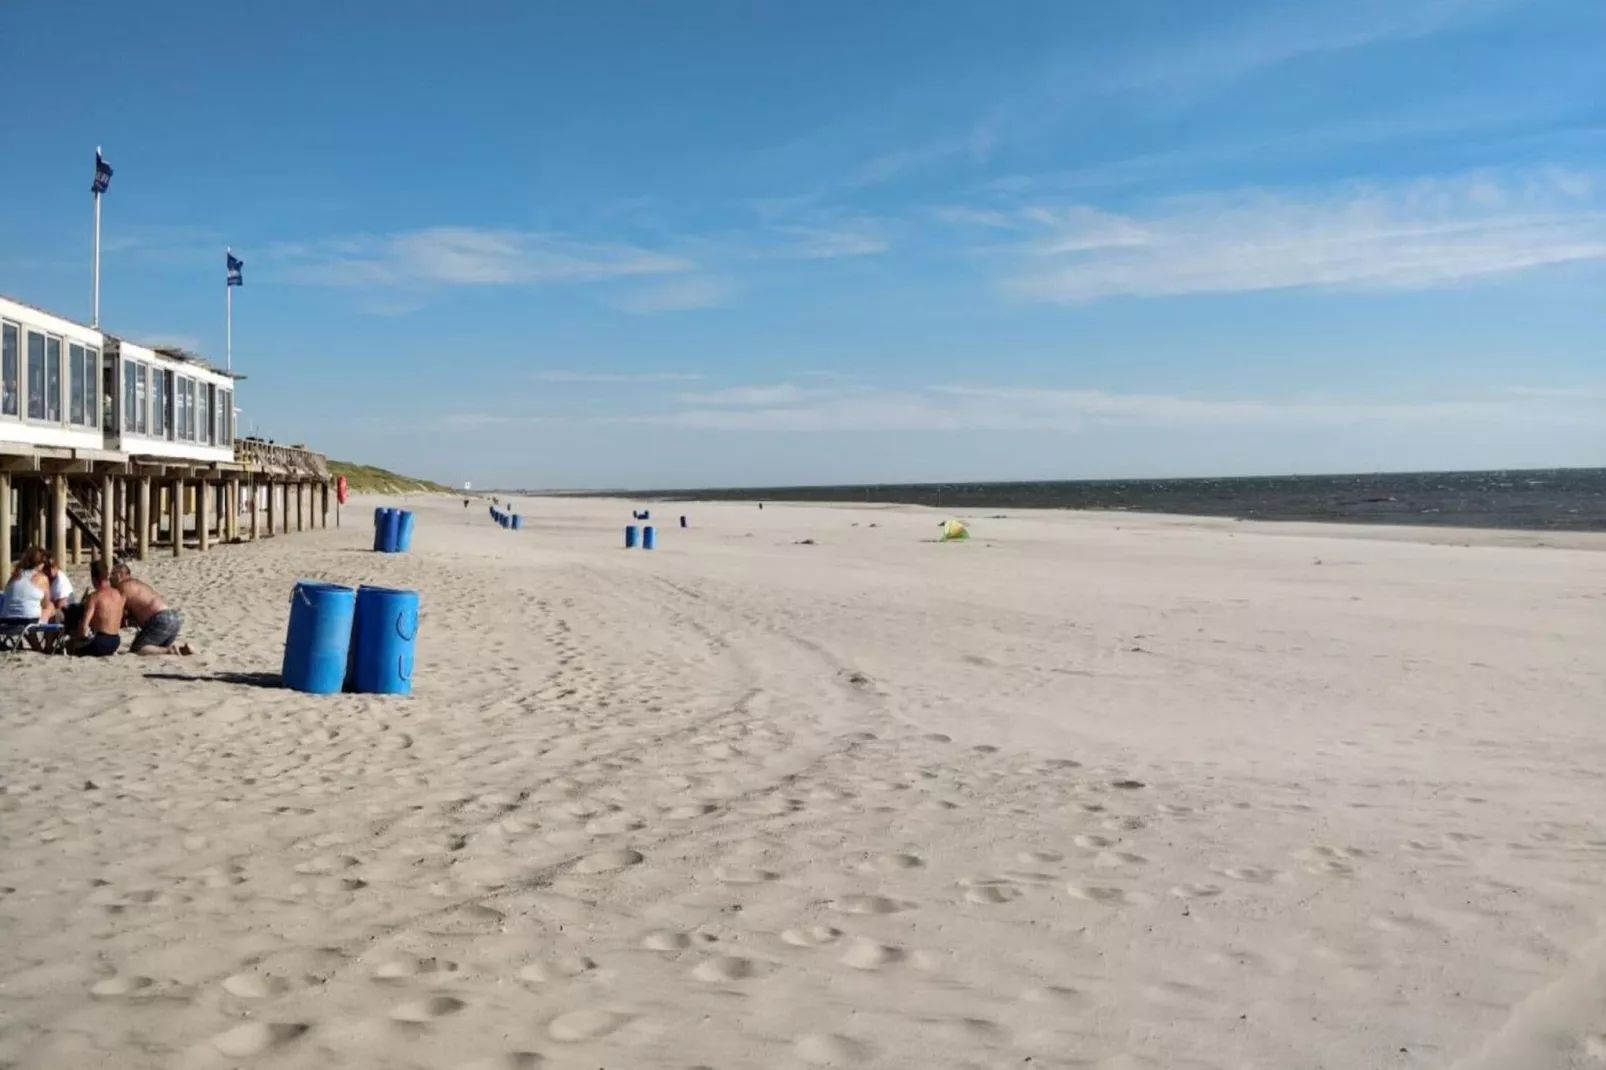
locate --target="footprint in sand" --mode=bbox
[841,940,904,970]
[829,895,910,915]
[663,802,720,821]
[713,865,780,884]
[293,854,360,875]
[1022,985,1087,1006]
[1017,850,1064,865]
[691,956,756,983]
[519,955,596,983]
[1066,883,1151,906]
[859,852,923,873]
[574,848,644,874]
[1072,834,1115,849]
[452,1055,544,1070]
[548,1009,632,1043]
[90,975,154,998]
[222,973,290,999]
[585,812,646,835]
[1169,882,1225,899]
[961,880,1023,905]
[1221,866,1283,883]
[1094,851,1148,868]
[211,1021,310,1057]
[780,925,843,948]
[642,931,699,952]
[389,995,467,1023]
[372,956,454,981]
[796,1033,874,1066]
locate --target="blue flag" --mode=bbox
[92,150,113,194]
[226,252,244,287]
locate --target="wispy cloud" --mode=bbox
[129,332,204,353]
[531,370,704,384]
[965,168,1606,302]
[437,377,1601,436]
[1108,0,1515,93]
[676,383,829,407]
[757,224,889,261]
[755,0,1517,200]
[610,276,732,313]
[272,226,690,289]
[661,380,1602,433]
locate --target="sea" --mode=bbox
[635,468,1606,532]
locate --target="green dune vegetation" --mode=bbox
[328,459,451,495]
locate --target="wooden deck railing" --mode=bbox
[235,438,330,480]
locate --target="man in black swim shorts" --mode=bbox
[69,561,124,658]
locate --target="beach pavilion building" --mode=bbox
[2,294,333,566]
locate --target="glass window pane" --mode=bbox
[2,323,17,417]
[28,332,46,419]
[86,348,99,431]
[69,344,85,425]
[136,366,149,434]
[124,361,136,431]
[46,338,62,422]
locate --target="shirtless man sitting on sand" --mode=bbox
[110,563,195,656]
[70,561,126,658]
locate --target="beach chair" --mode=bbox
[0,621,66,654]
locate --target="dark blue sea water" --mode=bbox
[632,468,1606,532]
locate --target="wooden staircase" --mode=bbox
[65,483,138,561]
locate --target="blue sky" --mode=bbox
[2,0,1602,488]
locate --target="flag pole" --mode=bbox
[226,247,233,372]
[92,146,103,328]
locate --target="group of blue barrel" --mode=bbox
[624,510,688,549]
[282,581,419,696]
[489,505,523,530]
[373,507,415,553]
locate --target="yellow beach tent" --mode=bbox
[940,519,969,541]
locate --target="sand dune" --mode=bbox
[2,495,1603,1069]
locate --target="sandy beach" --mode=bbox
[2,495,1603,1070]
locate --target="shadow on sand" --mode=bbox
[143,670,286,690]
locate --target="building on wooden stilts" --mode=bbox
[3,294,331,566]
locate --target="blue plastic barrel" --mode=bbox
[642,525,656,550]
[625,525,638,548]
[282,581,357,694]
[375,508,401,552]
[511,515,522,530]
[373,508,394,551]
[395,510,415,552]
[347,585,419,695]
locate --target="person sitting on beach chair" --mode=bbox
[0,547,62,653]
[41,554,76,623]
[110,563,195,656]
[68,561,124,658]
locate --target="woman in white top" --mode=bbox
[1,547,52,624]
[41,555,74,618]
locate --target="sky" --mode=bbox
[1,0,1602,489]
